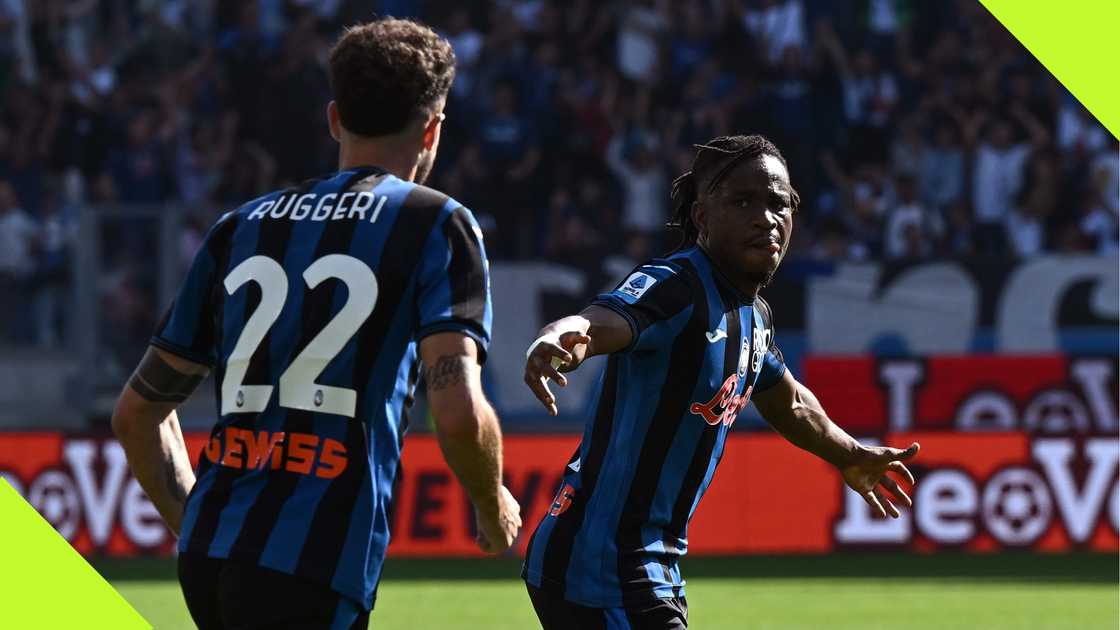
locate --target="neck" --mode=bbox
[697,242,763,302]
[338,136,420,181]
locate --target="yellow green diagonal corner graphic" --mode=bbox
[981,0,1120,140]
[0,479,150,629]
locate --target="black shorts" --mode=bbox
[526,583,687,630]
[177,552,369,630]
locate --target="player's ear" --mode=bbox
[327,101,342,142]
[691,200,707,239]
[422,112,444,151]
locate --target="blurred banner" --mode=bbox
[1,431,1115,558]
[803,354,1118,434]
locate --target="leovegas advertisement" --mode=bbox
[0,431,1116,557]
[803,354,1118,434]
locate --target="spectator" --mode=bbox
[1078,188,1118,255]
[884,174,943,259]
[256,9,330,183]
[175,112,236,204]
[107,107,171,204]
[0,179,36,339]
[968,104,1049,252]
[0,178,34,275]
[861,0,911,60]
[1008,152,1058,258]
[740,0,807,66]
[542,173,616,269]
[818,23,898,163]
[767,45,814,146]
[473,79,542,257]
[615,0,668,85]
[888,118,924,178]
[2,81,62,214]
[442,8,484,102]
[1056,98,1110,158]
[942,200,974,255]
[918,120,964,212]
[31,187,74,347]
[668,3,714,81]
[605,129,668,238]
[812,215,868,262]
[1089,141,1119,217]
[0,0,36,85]
[822,154,892,256]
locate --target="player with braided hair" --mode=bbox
[521,133,919,629]
[667,135,800,255]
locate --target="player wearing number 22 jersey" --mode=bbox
[113,18,521,630]
[157,165,489,609]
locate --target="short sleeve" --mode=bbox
[591,262,694,352]
[416,206,493,361]
[753,296,786,391]
[150,215,235,366]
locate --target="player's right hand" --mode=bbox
[475,485,522,554]
[524,318,592,416]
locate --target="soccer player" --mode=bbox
[522,135,920,629]
[111,19,520,629]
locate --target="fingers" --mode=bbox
[540,342,575,365]
[528,339,574,364]
[874,442,920,463]
[560,332,592,349]
[875,487,900,518]
[538,358,568,388]
[476,489,522,554]
[861,490,886,518]
[523,369,558,416]
[888,460,916,486]
[879,475,912,509]
[501,486,524,529]
[524,340,578,415]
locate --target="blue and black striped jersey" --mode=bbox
[152,166,491,610]
[523,245,785,607]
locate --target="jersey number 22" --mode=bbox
[220,254,378,418]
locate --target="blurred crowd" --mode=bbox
[0,0,1117,349]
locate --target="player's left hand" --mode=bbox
[839,442,919,518]
[475,485,522,554]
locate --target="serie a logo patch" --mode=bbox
[619,272,656,300]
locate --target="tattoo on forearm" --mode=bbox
[426,355,468,391]
[128,350,206,403]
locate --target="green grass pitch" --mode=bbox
[98,553,1118,629]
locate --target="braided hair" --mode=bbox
[667,134,800,252]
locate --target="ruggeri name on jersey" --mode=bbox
[246,191,389,223]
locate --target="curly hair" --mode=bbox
[328,18,456,137]
[667,134,800,251]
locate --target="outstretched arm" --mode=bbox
[752,369,919,518]
[523,305,632,415]
[112,347,206,535]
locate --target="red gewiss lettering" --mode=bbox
[204,430,347,478]
[690,374,752,427]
